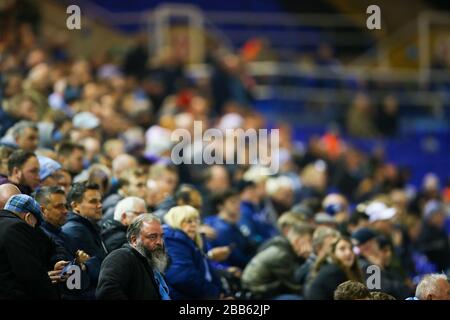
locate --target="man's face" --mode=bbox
[68,149,84,174]
[126,175,148,199]
[55,170,72,195]
[133,220,167,272]
[73,189,102,221]
[223,195,240,222]
[17,128,39,152]
[42,193,68,228]
[17,156,40,189]
[135,220,164,252]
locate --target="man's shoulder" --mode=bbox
[104,246,140,264]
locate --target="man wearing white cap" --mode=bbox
[365,201,397,236]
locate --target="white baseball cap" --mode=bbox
[366,201,396,223]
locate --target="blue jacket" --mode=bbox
[239,201,278,246]
[163,225,222,300]
[204,216,255,269]
[61,212,108,287]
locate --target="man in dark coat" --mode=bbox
[0,194,58,299]
[62,182,108,291]
[35,186,94,299]
[96,214,170,300]
[101,196,146,252]
[242,223,313,299]
[0,150,40,195]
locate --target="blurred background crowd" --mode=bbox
[0,0,449,300]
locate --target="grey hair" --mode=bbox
[312,226,340,253]
[126,213,161,243]
[415,273,448,300]
[12,121,38,140]
[114,196,146,222]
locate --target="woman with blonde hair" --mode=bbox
[163,205,224,299]
[305,236,363,300]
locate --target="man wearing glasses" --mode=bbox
[101,196,146,252]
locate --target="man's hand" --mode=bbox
[76,250,90,265]
[207,246,231,262]
[48,270,64,284]
[54,260,69,272]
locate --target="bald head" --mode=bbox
[0,184,21,209]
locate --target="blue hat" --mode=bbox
[38,156,62,181]
[4,194,43,224]
[351,227,377,246]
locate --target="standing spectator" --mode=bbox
[305,236,363,300]
[163,205,224,300]
[242,223,313,299]
[346,93,378,138]
[96,214,170,300]
[101,196,146,252]
[0,150,40,195]
[375,95,399,137]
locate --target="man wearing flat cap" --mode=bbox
[0,194,59,299]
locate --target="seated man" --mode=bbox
[96,214,170,300]
[101,196,146,252]
[204,189,256,269]
[35,186,94,299]
[0,194,59,299]
[242,223,313,299]
[101,168,148,225]
[0,150,40,195]
[62,182,108,291]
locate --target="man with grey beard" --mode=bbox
[96,214,171,299]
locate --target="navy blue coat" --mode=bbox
[61,212,108,287]
[163,225,222,300]
[41,221,94,299]
[204,216,255,269]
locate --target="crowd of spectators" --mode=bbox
[0,3,449,300]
